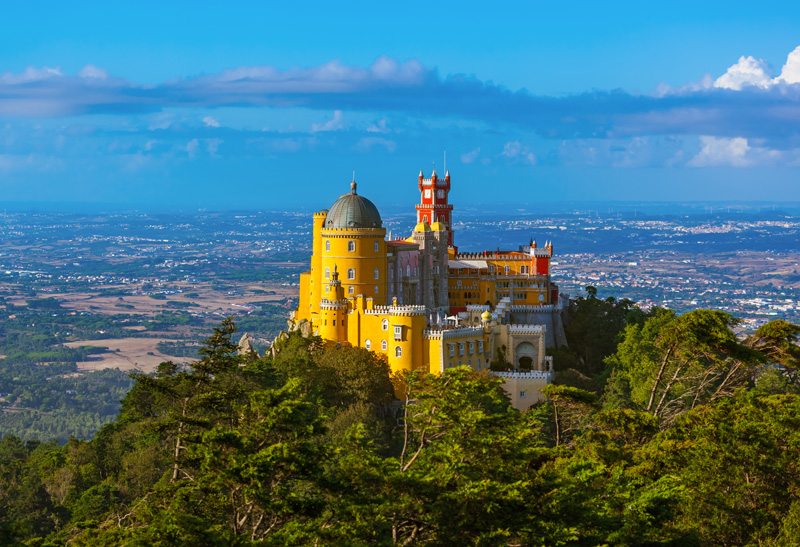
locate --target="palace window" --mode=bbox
[394,325,402,341]
[374,241,379,252]
[347,268,355,280]
[520,391,526,398]
[348,240,356,252]
[478,341,484,353]
[374,285,379,294]
[406,266,411,276]
[381,339,387,351]
[382,319,389,331]
[348,286,354,294]
[457,280,462,287]
[325,240,330,252]
[395,346,402,358]
[469,342,474,354]
[325,267,330,279]
[449,345,454,357]
[374,268,379,280]
[504,265,510,274]
[489,265,495,273]
[459,343,465,356]
[365,339,371,350]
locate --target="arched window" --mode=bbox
[365,339,371,350]
[348,286,354,294]
[374,268,379,279]
[325,240,330,252]
[348,241,355,252]
[504,265,510,274]
[347,268,355,280]
[395,346,402,358]
[406,265,411,276]
[374,241,379,252]
[382,319,389,331]
[381,339,387,350]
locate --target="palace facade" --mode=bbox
[293,170,566,408]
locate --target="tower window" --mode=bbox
[374,285,379,294]
[348,286,354,294]
[374,268,379,280]
[348,241,355,252]
[381,339,387,351]
[394,325,402,341]
[395,346,402,358]
[325,267,330,279]
[374,241,379,252]
[382,319,389,331]
[365,339,371,350]
[347,268,355,280]
[325,240,330,252]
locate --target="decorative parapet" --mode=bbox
[319,298,348,310]
[363,304,427,317]
[466,304,490,312]
[510,304,557,313]
[423,326,484,340]
[491,370,552,380]
[507,324,546,335]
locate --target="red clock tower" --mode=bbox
[416,169,454,247]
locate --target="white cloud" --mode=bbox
[460,147,480,164]
[355,137,396,153]
[367,119,389,133]
[776,45,800,85]
[203,116,220,128]
[714,56,773,90]
[78,65,109,79]
[311,110,343,133]
[689,136,750,167]
[501,141,536,165]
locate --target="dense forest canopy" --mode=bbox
[1,293,799,546]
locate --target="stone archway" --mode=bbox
[515,341,537,370]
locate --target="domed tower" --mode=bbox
[318,179,388,309]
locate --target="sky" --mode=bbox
[1,0,800,210]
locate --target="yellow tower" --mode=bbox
[318,180,387,308]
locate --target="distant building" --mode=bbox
[293,170,566,410]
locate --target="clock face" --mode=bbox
[424,189,430,199]
[437,189,445,198]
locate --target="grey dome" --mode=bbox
[325,188,382,229]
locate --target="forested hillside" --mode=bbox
[1,298,799,546]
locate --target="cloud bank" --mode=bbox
[2,48,800,147]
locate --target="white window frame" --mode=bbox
[394,325,402,341]
[520,391,526,398]
[347,268,355,280]
[381,339,387,351]
[365,339,371,350]
[348,241,355,252]
[325,267,330,279]
[325,240,330,252]
[374,268,379,280]
[348,286,354,294]
[505,265,510,274]
[374,241,379,252]
[382,319,389,331]
[395,346,402,358]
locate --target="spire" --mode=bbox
[419,169,423,177]
[350,178,357,194]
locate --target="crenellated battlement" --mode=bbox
[363,304,427,317]
[507,324,545,335]
[491,370,552,380]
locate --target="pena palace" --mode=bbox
[293,169,567,409]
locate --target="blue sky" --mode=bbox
[1,1,800,209]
